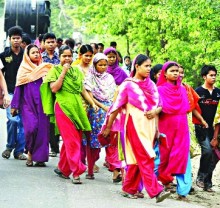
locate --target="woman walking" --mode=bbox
[41,45,98,184]
[11,44,52,167]
[101,54,170,202]
[157,61,192,200]
[84,53,116,179]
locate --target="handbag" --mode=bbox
[98,130,118,147]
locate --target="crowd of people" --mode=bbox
[0,25,219,203]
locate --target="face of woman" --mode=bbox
[60,49,73,66]
[80,51,93,65]
[106,52,117,66]
[29,47,40,64]
[155,70,161,82]
[135,59,151,80]
[179,67,184,80]
[95,59,108,74]
[165,66,179,83]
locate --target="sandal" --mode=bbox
[72,177,82,184]
[2,149,11,159]
[26,159,33,167]
[113,174,122,183]
[54,168,70,179]
[49,152,57,157]
[14,154,27,160]
[177,195,190,202]
[156,190,171,203]
[85,174,95,180]
[121,192,137,199]
[34,162,46,167]
[165,183,176,193]
[134,192,144,198]
[203,187,215,193]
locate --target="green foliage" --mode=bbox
[52,0,220,86]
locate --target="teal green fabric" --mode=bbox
[40,65,91,132]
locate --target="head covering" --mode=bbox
[104,47,127,85]
[84,53,116,101]
[127,54,160,110]
[16,45,52,86]
[156,61,179,87]
[157,61,189,114]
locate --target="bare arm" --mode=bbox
[144,107,162,119]
[50,64,70,93]
[210,124,219,148]
[101,109,120,137]
[88,91,109,112]
[192,109,208,128]
[0,70,10,108]
[81,87,99,111]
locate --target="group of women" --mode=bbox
[1,41,217,203]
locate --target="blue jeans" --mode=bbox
[195,125,218,188]
[5,94,25,156]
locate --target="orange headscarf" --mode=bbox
[16,45,53,86]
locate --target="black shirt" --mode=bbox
[195,86,220,127]
[0,47,24,93]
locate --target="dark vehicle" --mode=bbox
[4,0,51,40]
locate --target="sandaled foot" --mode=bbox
[26,159,33,167]
[121,192,138,199]
[196,180,204,188]
[54,168,70,179]
[14,153,27,160]
[2,149,11,159]
[85,174,95,180]
[34,162,46,167]
[156,190,171,203]
[134,191,144,198]
[203,187,215,193]
[177,195,189,202]
[113,174,122,183]
[72,177,82,184]
[103,162,109,168]
[165,183,176,193]
[49,152,57,157]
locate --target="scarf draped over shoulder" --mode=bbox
[16,46,52,86]
[157,61,189,114]
[84,53,116,101]
[40,64,91,131]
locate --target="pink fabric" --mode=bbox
[123,116,163,198]
[157,61,189,114]
[105,144,122,171]
[86,146,100,175]
[123,165,142,194]
[55,103,86,177]
[157,61,190,184]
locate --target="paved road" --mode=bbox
[0,109,206,208]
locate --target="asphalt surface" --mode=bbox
[0,109,206,208]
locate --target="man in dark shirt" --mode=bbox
[0,26,26,160]
[41,33,60,157]
[194,65,220,192]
